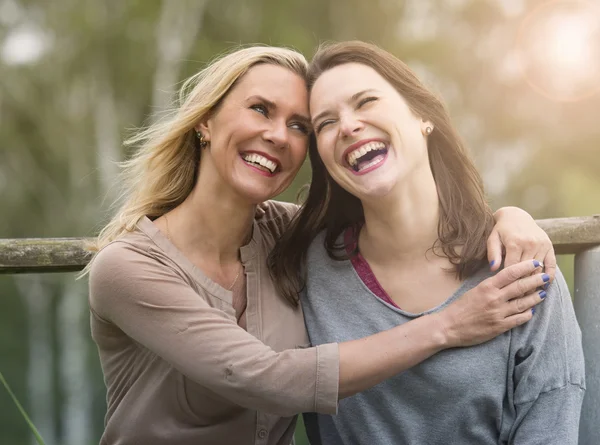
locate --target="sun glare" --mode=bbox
[517,0,600,101]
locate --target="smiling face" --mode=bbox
[199,63,310,203]
[310,62,433,201]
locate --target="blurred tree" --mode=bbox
[0,0,597,444]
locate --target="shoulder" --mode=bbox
[89,240,151,293]
[254,200,300,239]
[510,265,584,401]
[510,265,581,349]
[307,230,328,259]
[535,266,573,317]
[89,230,157,282]
[305,230,341,275]
[537,266,580,336]
[88,236,181,316]
[255,200,299,223]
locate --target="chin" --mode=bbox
[342,175,397,200]
[361,185,396,200]
[235,181,286,204]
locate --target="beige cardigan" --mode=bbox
[88,201,339,445]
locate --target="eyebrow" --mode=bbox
[247,95,311,128]
[311,89,379,126]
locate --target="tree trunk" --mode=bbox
[16,275,57,445]
[58,278,92,445]
[152,0,208,115]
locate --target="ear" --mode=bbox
[196,119,211,142]
[421,119,434,136]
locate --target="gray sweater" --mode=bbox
[301,232,585,445]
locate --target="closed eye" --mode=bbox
[358,96,378,108]
[316,119,336,134]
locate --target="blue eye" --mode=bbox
[251,104,268,116]
[290,122,309,134]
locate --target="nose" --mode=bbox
[263,119,289,149]
[339,112,364,138]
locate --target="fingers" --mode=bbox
[518,240,539,269]
[486,230,503,272]
[490,259,543,289]
[501,271,550,300]
[504,307,535,329]
[503,240,523,269]
[504,289,546,317]
[541,247,557,282]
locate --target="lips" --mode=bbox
[342,139,389,173]
[240,151,281,174]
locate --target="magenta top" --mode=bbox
[344,227,401,309]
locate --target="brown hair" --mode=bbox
[268,41,494,305]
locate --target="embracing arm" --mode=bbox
[488,206,557,279]
[89,242,548,415]
[89,241,339,417]
[338,259,549,398]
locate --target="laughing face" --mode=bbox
[199,63,311,203]
[310,62,434,201]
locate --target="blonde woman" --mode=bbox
[87,45,555,445]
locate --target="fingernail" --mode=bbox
[543,282,550,290]
[542,273,550,282]
[533,259,540,268]
[539,291,547,299]
[490,260,495,267]
[531,308,536,315]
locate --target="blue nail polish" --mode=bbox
[490,260,495,267]
[533,259,540,268]
[531,308,536,315]
[542,273,550,282]
[543,282,550,290]
[539,291,547,299]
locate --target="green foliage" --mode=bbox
[0,0,598,443]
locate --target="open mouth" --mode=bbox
[241,152,280,175]
[346,141,388,173]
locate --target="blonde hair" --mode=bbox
[82,45,308,275]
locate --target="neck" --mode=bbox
[359,165,440,264]
[165,165,255,264]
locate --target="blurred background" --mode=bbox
[0,0,598,443]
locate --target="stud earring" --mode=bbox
[425,126,433,135]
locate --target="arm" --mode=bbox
[488,206,557,280]
[89,241,338,417]
[338,259,550,398]
[507,268,585,444]
[90,243,547,414]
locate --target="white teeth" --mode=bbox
[242,153,277,173]
[347,142,387,166]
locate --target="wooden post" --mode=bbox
[575,246,600,445]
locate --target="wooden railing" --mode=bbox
[1,216,598,274]
[1,215,600,444]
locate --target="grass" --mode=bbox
[0,370,46,445]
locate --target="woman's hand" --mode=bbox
[436,259,549,348]
[487,206,556,280]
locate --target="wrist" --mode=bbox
[424,313,452,351]
[493,206,529,221]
